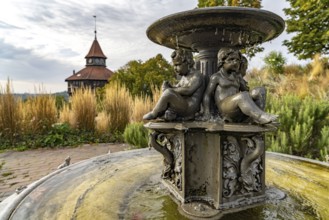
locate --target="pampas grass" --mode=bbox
[0,80,22,144]
[22,94,57,134]
[95,111,110,134]
[102,83,132,132]
[70,88,97,131]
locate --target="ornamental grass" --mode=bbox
[70,88,97,131]
[102,83,132,133]
[0,80,22,145]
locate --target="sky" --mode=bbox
[0,0,307,93]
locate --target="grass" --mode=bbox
[102,83,132,133]
[95,111,110,134]
[1,55,328,160]
[0,80,22,145]
[21,94,57,134]
[131,96,153,122]
[246,54,329,100]
[70,88,97,131]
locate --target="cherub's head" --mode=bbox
[171,48,194,68]
[217,48,241,69]
[217,48,241,73]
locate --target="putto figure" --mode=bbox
[202,48,277,124]
[143,48,205,121]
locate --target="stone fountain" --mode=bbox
[2,6,328,220]
[143,6,284,219]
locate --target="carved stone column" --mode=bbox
[145,121,276,218]
[196,49,218,77]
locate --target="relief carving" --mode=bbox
[223,136,240,198]
[149,131,183,190]
[223,135,264,198]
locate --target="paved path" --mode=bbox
[0,143,130,203]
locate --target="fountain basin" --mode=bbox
[0,148,328,219]
[147,7,285,51]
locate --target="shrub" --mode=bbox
[317,126,329,161]
[264,51,286,74]
[123,122,149,149]
[266,94,329,160]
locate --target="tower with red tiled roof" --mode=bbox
[65,17,114,95]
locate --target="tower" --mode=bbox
[65,16,114,95]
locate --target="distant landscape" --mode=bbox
[13,91,69,101]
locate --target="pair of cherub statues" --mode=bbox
[143,48,278,124]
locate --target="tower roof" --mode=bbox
[65,66,113,81]
[85,38,107,59]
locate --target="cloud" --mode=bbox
[0,21,21,29]
[0,39,73,84]
[0,39,31,59]
[0,0,309,93]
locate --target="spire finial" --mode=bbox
[93,15,97,39]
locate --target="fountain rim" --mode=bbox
[267,151,329,169]
[0,149,328,220]
[146,6,285,51]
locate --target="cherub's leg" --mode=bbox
[250,87,266,110]
[143,89,187,120]
[220,92,277,124]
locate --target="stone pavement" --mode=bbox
[0,143,130,203]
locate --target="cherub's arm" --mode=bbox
[162,81,173,92]
[172,74,202,96]
[239,75,249,91]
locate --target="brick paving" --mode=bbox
[0,143,129,203]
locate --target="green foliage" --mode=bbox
[0,123,120,151]
[110,54,175,98]
[123,122,149,149]
[266,94,329,160]
[264,51,286,74]
[283,0,329,59]
[197,0,261,8]
[241,45,264,59]
[318,126,329,161]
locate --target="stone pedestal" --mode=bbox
[145,122,276,218]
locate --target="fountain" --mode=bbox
[1,6,329,220]
[143,6,283,219]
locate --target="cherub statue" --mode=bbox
[143,48,205,121]
[202,48,277,124]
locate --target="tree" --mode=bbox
[264,51,286,74]
[198,0,261,8]
[283,0,329,60]
[110,54,175,98]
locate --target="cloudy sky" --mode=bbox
[0,0,306,93]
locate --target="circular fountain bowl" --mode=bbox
[0,149,328,220]
[147,7,285,51]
